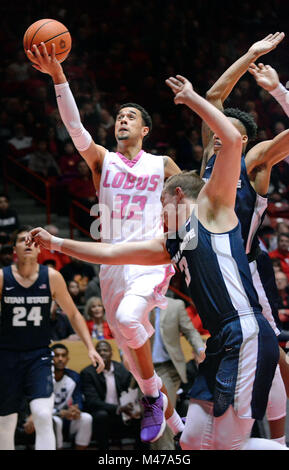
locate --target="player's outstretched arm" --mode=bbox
[200,32,285,175]
[26,228,171,266]
[49,268,105,373]
[166,75,241,203]
[27,42,106,178]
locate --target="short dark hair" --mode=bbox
[96,340,112,351]
[164,170,205,200]
[13,225,33,246]
[224,107,257,141]
[116,103,152,133]
[51,343,69,353]
[0,193,9,201]
[278,232,289,241]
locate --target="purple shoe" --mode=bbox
[140,392,168,443]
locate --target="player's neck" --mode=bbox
[14,260,39,278]
[116,141,143,160]
[54,370,65,381]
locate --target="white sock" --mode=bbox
[166,409,185,435]
[30,396,56,450]
[142,374,159,398]
[0,413,17,450]
[242,437,289,450]
[272,436,286,446]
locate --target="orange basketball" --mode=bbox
[23,19,71,63]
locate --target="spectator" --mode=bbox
[27,139,60,178]
[0,194,20,237]
[272,257,283,274]
[50,301,79,342]
[269,233,289,281]
[68,280,84,307]
[85,297,113,339]
[276,271,289,329]
[51,343,93,450]
[84,271,101,302]
[149,297,206,450]
[80,340,144,450]
[68,161,96,203]
[59,141,81,180]
[38,225,71,271]
[60,257,95,293]
[0,245,14,268]
[7,123,33,160]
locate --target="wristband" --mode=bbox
[269,82,288,98]
[50,236,64,252]
[269,82,289,118]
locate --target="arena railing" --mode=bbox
[69,199,94,239]
[3,155,52,224]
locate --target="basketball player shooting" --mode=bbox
[28,75,288,450]
[27,41,183,443]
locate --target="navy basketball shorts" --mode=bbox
[189,313,279,420]
[0,347,54,416]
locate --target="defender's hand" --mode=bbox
[248,63,280,91]
[165,75,194,105]
[248,32,285,59]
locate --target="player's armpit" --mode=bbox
[246,130,289,172]
[79,140,106,173]
[163,156,181,179]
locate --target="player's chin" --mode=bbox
[117,134,129,141]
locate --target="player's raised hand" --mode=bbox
[165,75,194,105]
[26,42,63,77]
[248,32,285,58]
[25,227,52,249]
[248,63,280,91]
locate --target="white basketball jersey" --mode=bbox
[98,150,165,243]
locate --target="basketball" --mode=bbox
[23,19,71,63]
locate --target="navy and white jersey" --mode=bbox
[53,368,83,413]
[203,154,267,257]
[0,265,52,351]
[166,211,262,336]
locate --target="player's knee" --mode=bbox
[115,310,137,332]
[32,406,52,426]
[80,412,93,426]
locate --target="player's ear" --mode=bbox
[175,186,185,201]
[142,126,149,138]
[242,134,248,146]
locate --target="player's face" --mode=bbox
[213,118,247,153]
[115,107,148,143]
[14,231,39,261]
[53,348,69,370]
[161,190,179,232]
